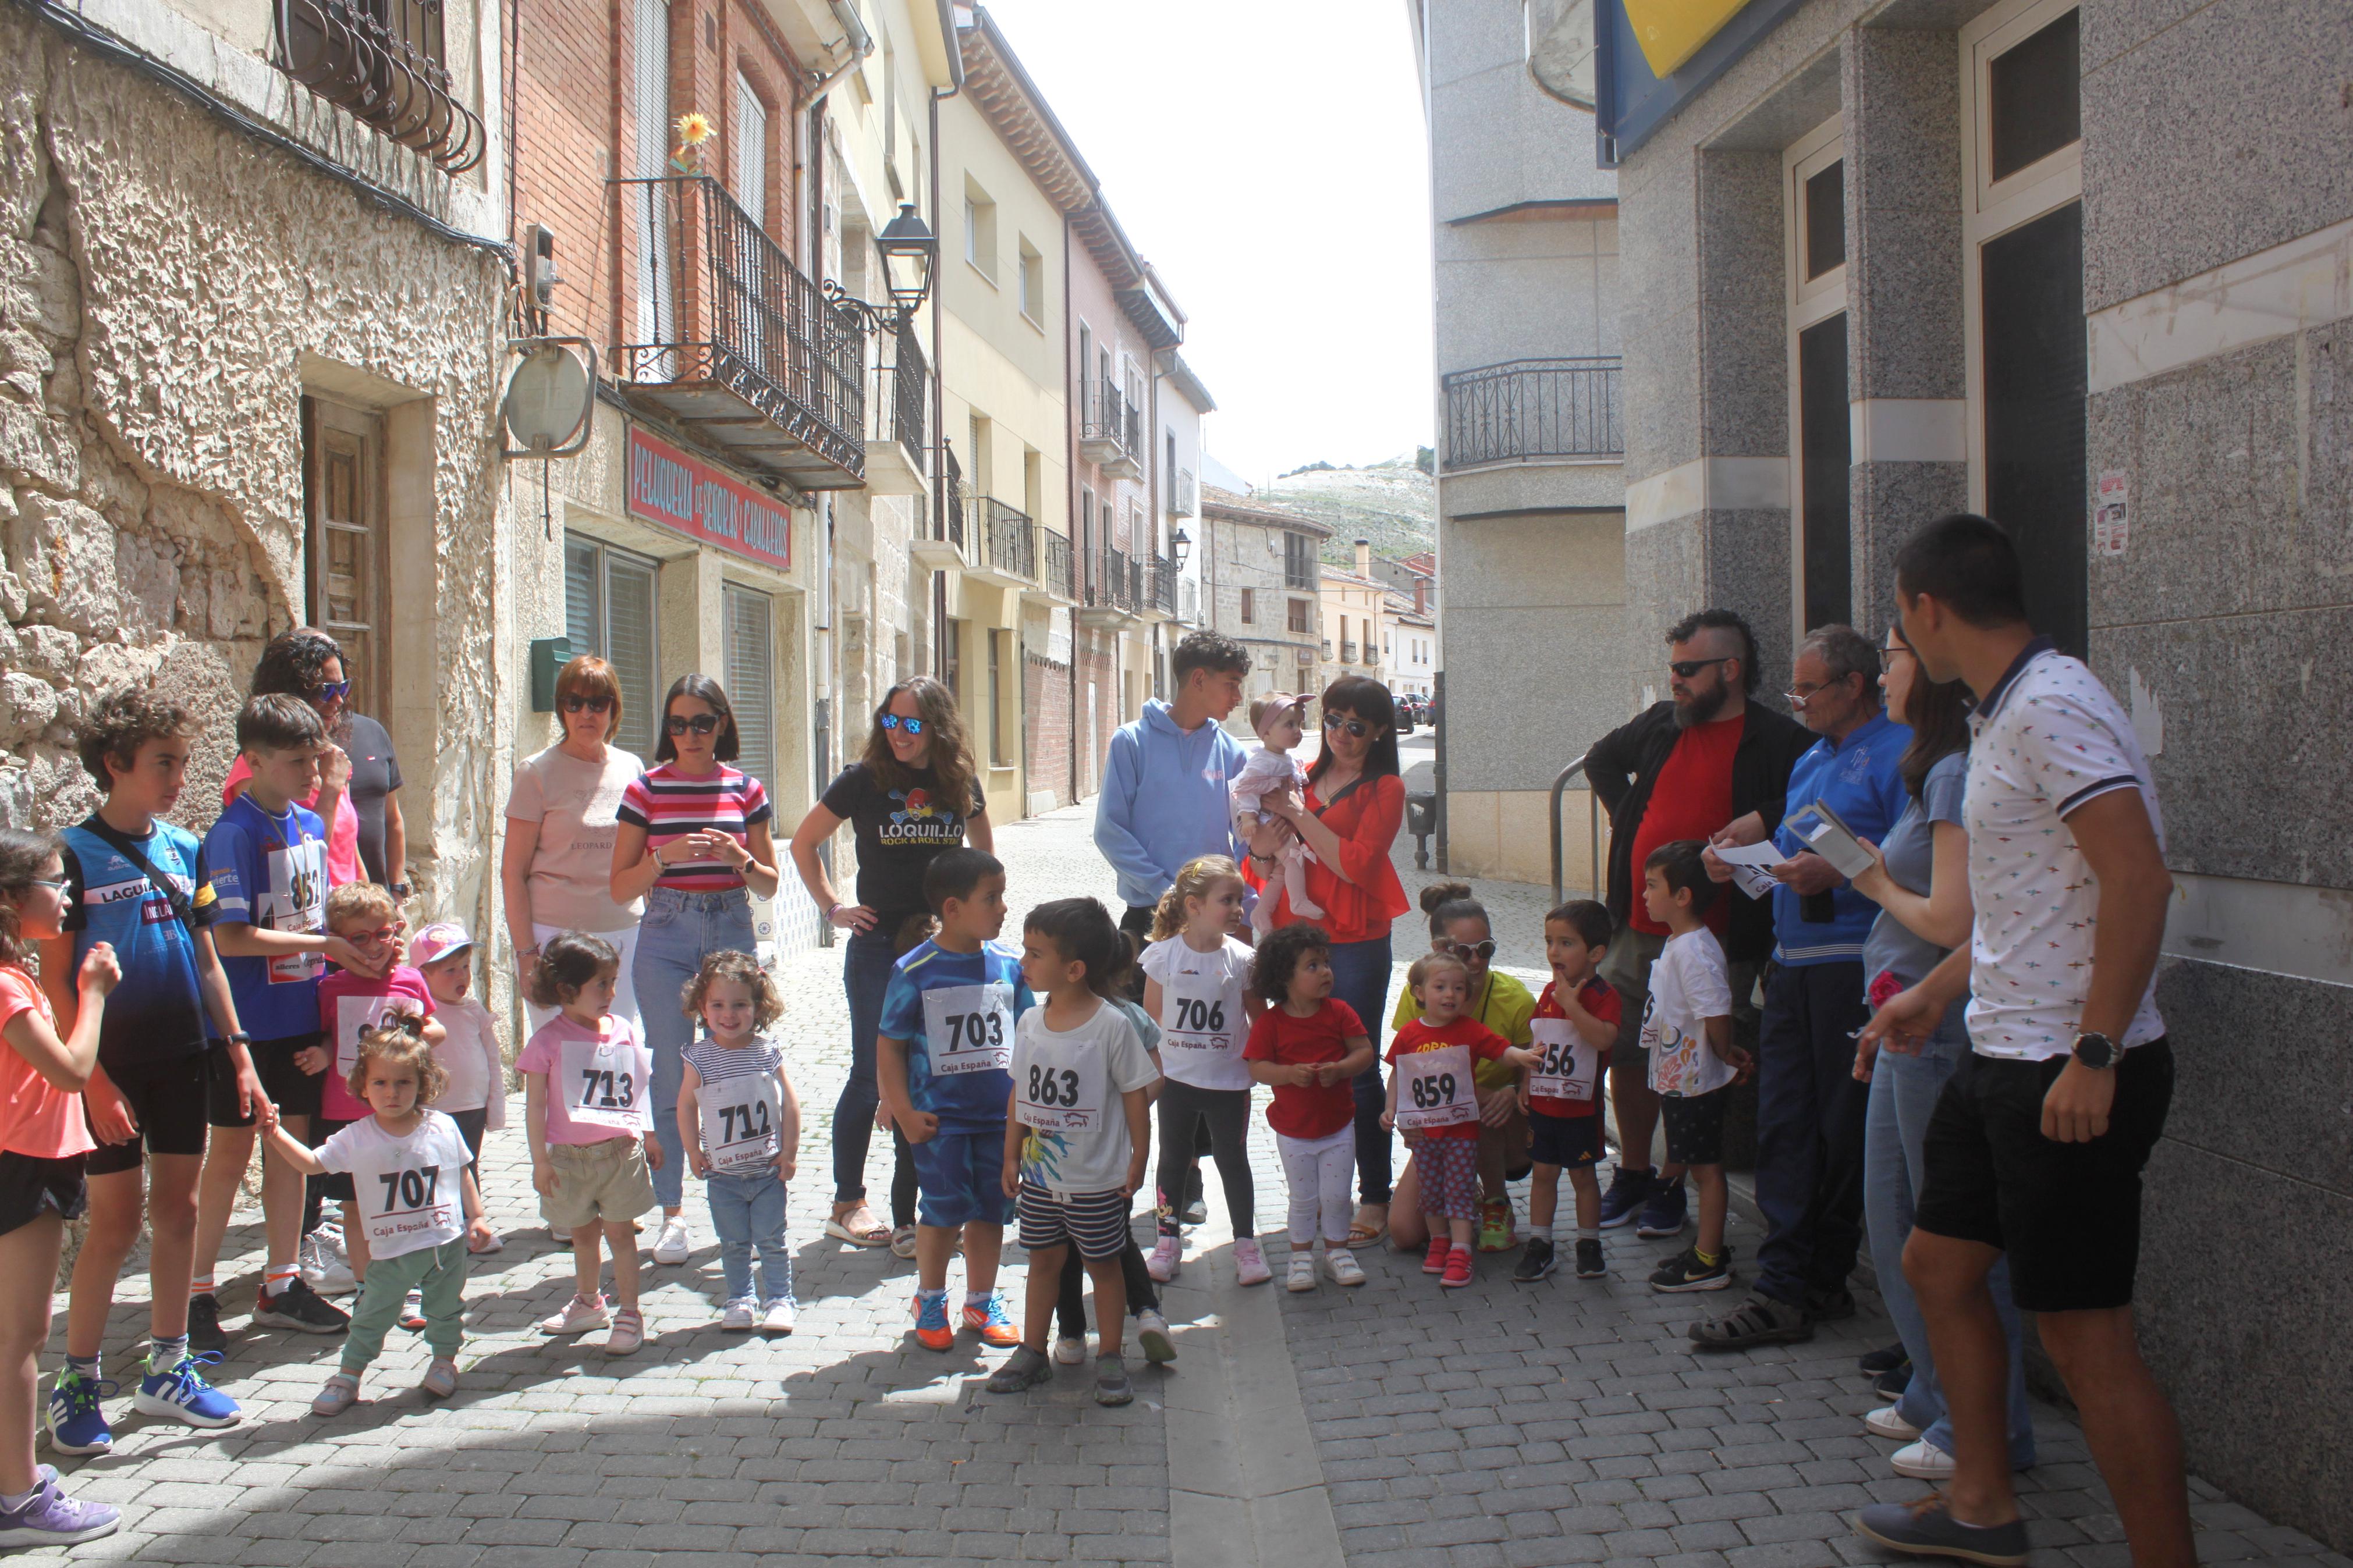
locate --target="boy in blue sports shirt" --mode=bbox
[876,848,1032,1353]
[42,690,255,1453]
[203,694,384,1338]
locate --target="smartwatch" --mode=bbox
[226,1031,253,1047]
[2070,1031,2118,1071]
[389,881,413,899]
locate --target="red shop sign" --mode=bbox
[625,427,794,572]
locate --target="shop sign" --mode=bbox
[626,427,793,572]
[1596,0,1807,162]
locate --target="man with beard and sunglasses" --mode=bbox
[1583,611,1812,1240]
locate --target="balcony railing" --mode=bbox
[1079,380,1144,475]
[872,319,927,465]
[275,0,484,172]
[979,497,1035,580]
[1179,575,1199,623]
[1340,641,1358,664]
[1441,357,1622,469]
[1148,555,1176,615]
[612,175,865,488]
[1172,468,1198,517]
[1087,545,1133,611]
[1041,530,1076,599]
[941,446,966,552]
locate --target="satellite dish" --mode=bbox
[501,338,595,457]
[1527,0,1598,109]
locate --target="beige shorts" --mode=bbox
[540,1137,656,1229]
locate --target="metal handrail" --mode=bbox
[1549,751,1605,906]
[1442,357,1623,468]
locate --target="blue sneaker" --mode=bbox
[1635,1178,1687,1238]
[1597,1165,1654,1229]
[912,1292,954,1352]
[133,1352,242,1430]
[963,1291,1020,1348]
[43,1371,115,1455]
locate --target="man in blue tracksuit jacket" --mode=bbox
[1094,631,1254,940]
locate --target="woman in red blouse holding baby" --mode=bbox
[1248,674,1410,1246]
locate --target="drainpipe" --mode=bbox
[929,48,960,681]
[1063,211,1080,803]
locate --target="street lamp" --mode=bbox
[1170,525,1192,568]
[875,203,938,321]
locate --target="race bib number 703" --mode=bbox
[923,982,1014,1077]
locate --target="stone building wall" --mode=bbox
[0,11,507,928]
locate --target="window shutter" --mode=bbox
[605,553,659,762]
[725,584,776,792]
[633,0,671,357]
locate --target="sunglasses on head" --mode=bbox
[665,713,722,737]
[563,694,613,714]
[880,713,926,735]
[1322,716,1371,739]
[308,679,352,702]
[1668,656,1734,680]
[1446,940,1497,962]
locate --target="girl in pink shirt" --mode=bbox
[0,829,123,1546]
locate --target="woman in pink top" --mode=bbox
[221,629,372,890]
[0,829,123,1545]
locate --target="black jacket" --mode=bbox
[1586,700,1815,963]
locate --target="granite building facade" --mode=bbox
[1592,0,2353,1546]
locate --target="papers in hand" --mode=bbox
[1709,838,1787,901]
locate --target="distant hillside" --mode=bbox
[1261,456,1435,570]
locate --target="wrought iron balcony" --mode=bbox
[275,0,484,172]
[1441,357,1622,470]
[612,175,865,489]
[1172,468,1197,517]
[861,319,928,495]
[1340,641,1358,664]
[1082,544,1138,618]
[977,496,1036,582]
[1041,530,1076,600]
[1078,379,1143,479]
[1179,575,1199,624]
[1147,555,1176,617]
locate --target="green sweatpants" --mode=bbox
[342,1238,469,1373]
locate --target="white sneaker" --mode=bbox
[1891,1440,1956,1480]
[720,1297,757,1331]
[537,1293,610,1335]
[1145,1234,1180,1283]
[1325,1245,1366,1287]
[1286,1254,1318,1292]
[760,1299,797,1334]
[652,1217,692,1265]
[1232,1237,1271,1286]
[1865,1405,1922,1442]
[1052,1335,1088,1366]
[1133,1307,1176,1364]
[299,1235,357,1297]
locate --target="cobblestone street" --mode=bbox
[32,786,2351,1568]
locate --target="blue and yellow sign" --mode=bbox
[1596,0,1807,162]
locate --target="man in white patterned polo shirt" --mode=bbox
[1852,514,2191,1568]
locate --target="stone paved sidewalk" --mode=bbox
[30,791,2351,1568]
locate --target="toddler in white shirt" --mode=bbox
[1231,694,1323,934]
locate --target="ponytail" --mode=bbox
[1148,855,1245,944]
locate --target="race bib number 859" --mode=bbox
[1395,1042,1477,1131]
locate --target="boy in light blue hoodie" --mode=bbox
[1092,631,1252,941]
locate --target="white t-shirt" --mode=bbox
[1642,928,1736,1098]
[1963,644,2167,1061]
[1010,998,1160,1196]
[314,1111,475,1259]
[1140,934,1255,1091]
[428,996,505,1121]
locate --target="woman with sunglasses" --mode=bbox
[787,677,991,1253]
[224,628,406,893]
[502,657,648,1037]
[610,675,782,1265]
[1248,675,1409,1247]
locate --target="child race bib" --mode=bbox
[698,1071,784,1174]
[1395,1042,1477,1131]
[559,1030,648,1132]
[922,982,1015,1077]
[340,1124,467,1256]
[1527,1017,1598,1102]
[1160,973,1240,1059]
[1016,1040,1101,1133]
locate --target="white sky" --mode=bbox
[975,0,1435,486]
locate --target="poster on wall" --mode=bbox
[626,427,794,573]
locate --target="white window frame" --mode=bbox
[1960,0,2084,513]
[1783,113,1847,645]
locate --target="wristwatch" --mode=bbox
[226,1031,252,1047]
[2070,1031,2118,1071]
[389,881,412,899]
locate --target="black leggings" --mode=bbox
[1055,1236,1158,1339]
[1155,1082,1253,1236]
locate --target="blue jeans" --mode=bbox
[1868,1044,2037,1467]
[831,926,918,1220]
[633,886,758,1210]
[704,1169,793,1303]
[1325,934,1393,1206]
[1754,960,1872,1307]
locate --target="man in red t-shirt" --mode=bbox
[1583,610,1811,1239]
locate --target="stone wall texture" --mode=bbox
[0,11,506,927]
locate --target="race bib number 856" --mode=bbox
[1527,1018,1598,1101]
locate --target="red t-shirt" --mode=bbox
[1626,711,1744,936]
[1527,976,1620,1119]
[1242,998,1365,1140]
[0,965,94,1160]
[1385,1015,1511,1140]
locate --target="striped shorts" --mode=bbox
[1016,1182,1133,1259]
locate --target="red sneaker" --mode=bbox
[1440,1246,1474,1289]
[1422,1235,1452,1275]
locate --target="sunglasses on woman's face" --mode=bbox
[880,713,926,735]
[1323,716,1371,739]
[1447,940,1497,962]
[665,713,721,737]
[563,694,613,714]
[308,680,352,702]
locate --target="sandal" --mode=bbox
[889,1225,918,1259]
[1343,1206,1389,1250]
[824,1206,892,1247]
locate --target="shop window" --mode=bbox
[723,583,775,792]
[303,397,388,717]
[565,536,661,761]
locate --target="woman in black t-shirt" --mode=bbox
[788,677,991,1251]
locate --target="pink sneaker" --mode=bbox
[1231,1237,1270,1286]
[536,1293,609,1335]
[602,1306,644,1357]
[1145,1233,1181,1283]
